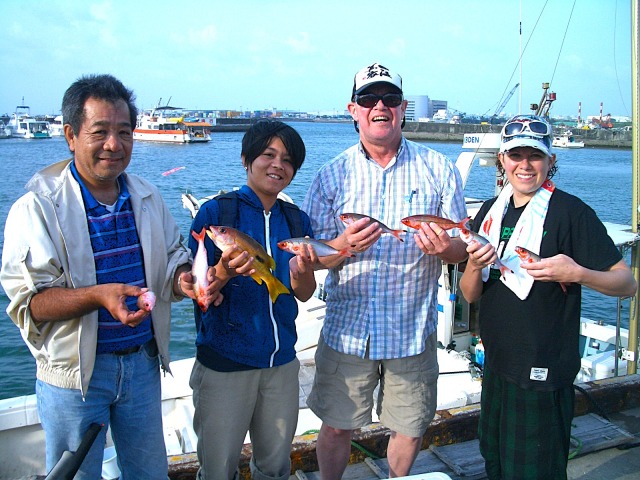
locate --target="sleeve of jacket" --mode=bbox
[0,193,67,347]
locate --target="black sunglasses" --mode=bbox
[355,93,403,108]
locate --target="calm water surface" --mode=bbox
[0,121,634,399]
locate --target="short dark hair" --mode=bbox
[241,120,306,178]
[62,74,137,135]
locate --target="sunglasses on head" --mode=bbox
[503,119,551,137]
[355,93,403,108]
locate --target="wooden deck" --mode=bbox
[167,374,640,480]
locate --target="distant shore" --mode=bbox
[210,118,631,149]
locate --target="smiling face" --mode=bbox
[499,146,556,206]
[348,84,407,153]
[64,97,133,198]
[244,136,295,209]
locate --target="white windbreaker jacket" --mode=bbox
[0,159,190,396]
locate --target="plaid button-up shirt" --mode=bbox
[302,138,467,360]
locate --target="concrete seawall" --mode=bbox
[401,121,632,149]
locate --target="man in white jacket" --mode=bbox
[0,74,211,479]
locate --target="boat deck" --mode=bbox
[291,406,640,480]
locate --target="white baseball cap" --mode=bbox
[352,63,403,96]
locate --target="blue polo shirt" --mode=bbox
[70,161,153,353]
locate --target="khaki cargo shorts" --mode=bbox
[306,332,439,438]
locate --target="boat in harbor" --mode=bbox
[47,115,64,137]
[553,129,585,149]
[0,121,11,139]
[0,127,637,479]
[133,101,213,143]
[6,103,51,139]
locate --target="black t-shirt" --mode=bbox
[471,189,622,390]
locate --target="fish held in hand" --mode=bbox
[191,227,211,312]
[339,213,406,242]
[137,289,156,312]
[207,226,290,303]
[515,245,568,294]
[278,237,354,258]
[401,214,471,231]
[460,228,513,280]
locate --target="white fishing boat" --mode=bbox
[133,101,213,144]
[6,104,51,139]
[0,128,637,479]
[47,115,64,137]
[0,121,11,139]
[552,129,585,149]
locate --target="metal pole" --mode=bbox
[628,0,639,374]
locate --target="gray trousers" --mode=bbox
[190,358,300,480]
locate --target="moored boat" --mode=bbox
[0,134,637,480]
[133,102,213,143]
[7,104,51,139]
[47,115,64,137]
[552,129,585,148]
[0,121,11,139]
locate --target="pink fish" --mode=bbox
[137,289,156,312]
[401,214,471,231]
[339,213,406,242]
[278,237,354,258]
[191,227,211,312]
[515,245,568,294]
[460,228,513,280]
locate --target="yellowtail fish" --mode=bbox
[515,245,568,294]
[136,289,156,312]
[207,226,290,303]
[339,213,406,242]
[459,228,513,280]
[278,237,354,258]
[401,214,471,231]
[191,227,211,312]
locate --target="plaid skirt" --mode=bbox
[478,365,575,480]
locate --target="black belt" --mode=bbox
[113,344,144,356]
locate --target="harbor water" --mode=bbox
[0,121,634,399]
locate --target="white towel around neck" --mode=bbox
[479,179,555,300]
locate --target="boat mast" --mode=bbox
[629,0,639,374]
[519,0,523,114]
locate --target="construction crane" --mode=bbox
[490,83,519,124]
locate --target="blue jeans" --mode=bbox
[37,340,168,479]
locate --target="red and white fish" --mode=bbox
[460,228,513,280]
[137,289,156,312]
[278,237,354,258]
[401,214,471,231]
[207,226,290,303]
[191,227,211,312]
[515,245,568,294]
[339,213,406,242]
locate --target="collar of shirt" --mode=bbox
[69,161,130,211]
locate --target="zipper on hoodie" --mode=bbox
[263,210,279,367]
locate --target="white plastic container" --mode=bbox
[577,350,627,383]
[102,446,121,480]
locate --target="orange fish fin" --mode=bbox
[391,229,406,242]
[192,227,206,242]
[458,216,472,229]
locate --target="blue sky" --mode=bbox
[0,0,632,118]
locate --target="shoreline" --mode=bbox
[212,118,632,149]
